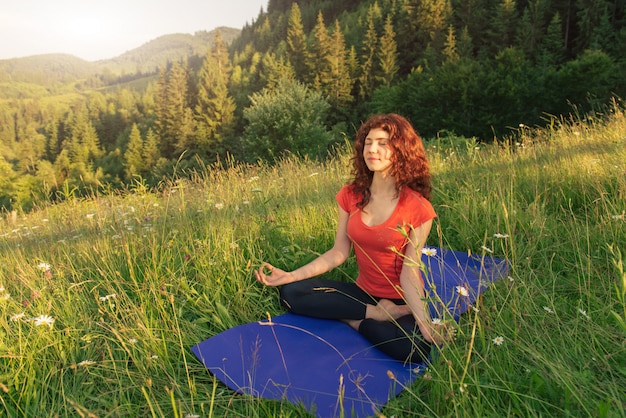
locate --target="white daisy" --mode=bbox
[31,314,55,328]
[455,286,469,297]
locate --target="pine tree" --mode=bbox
[124,123,144,178]
[538,12,566,66]
[142,128,161,172]
[359,7,380,99]
[286,3,309,82]
[194,30,236,160]
[489,0,520,53]
[308,11,332,88]
[327,20,354,113]
[443,25,460,62]
[378,15,400,86]
[155,61,191,158]
[415,0,453,63]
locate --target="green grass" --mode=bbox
[1,106,625,417]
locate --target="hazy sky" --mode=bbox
[0,0,267,61]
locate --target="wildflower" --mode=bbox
[493,233,509,239]
[215,203,224,210]
[508,276,514,282]
[471,306,480,313]
[421,247,438,257]
[31,314,55,328]
[455,286,469,297]
[10,312,25,321]
[431,318,442,325]
[543,306,554,314]
[248,176,260,182]
[242,200,250,205]
[99,293,117,302]
[0,286,4,292]
[185,414,201,418]
[480,245,494,253]
[77,360,96,367]
[611,214,624,220]
[37,262,51,272]
[229,242,239,249]
[578,308,590,320]
[151,355,158,359]
[2,293,10,300]
[492,336,504,346]
[128,338,138,344]
[86,213,95,219]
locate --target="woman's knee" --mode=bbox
[359,317,431,363]
[279,280,316,311]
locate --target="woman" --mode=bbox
[255,113,448,363]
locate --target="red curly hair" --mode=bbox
[350,113,432,207]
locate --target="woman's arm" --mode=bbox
[255,205,352,287]
[399,219,450,345]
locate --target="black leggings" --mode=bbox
[279,278,431,363]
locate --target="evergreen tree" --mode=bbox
[575,0,610,52]
[378,15,400,86]
[142,128,160,171]
[194,30,236,160]
[359,6,380,99]
[415,0,454,63]
[443,25,461,62]
[308,11,333,88]
[489,0,520,53]
[286,3,309,82]
[124,123,144,178]
[538,12,566,66]
[155,61,191,158]
[327,20,354,113]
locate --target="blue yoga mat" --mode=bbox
[191,248,508,417]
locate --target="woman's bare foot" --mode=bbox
[367,299,412,322]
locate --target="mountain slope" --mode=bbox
[0,27,241,92]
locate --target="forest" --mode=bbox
[0,0,624,212]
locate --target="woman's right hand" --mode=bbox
[254,263,295,287]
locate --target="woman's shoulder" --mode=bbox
[336,184,359,211]
[401,187,436,216]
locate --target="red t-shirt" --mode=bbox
[336,184,437,299]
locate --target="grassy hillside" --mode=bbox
[0,108,625,416]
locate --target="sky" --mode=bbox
[0,0,268,61]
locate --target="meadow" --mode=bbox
[1,104,625,417]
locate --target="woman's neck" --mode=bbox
[369,172,397,196]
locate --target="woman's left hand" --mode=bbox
[254,263,295,287]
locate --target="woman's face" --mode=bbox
[363,127,393,175]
